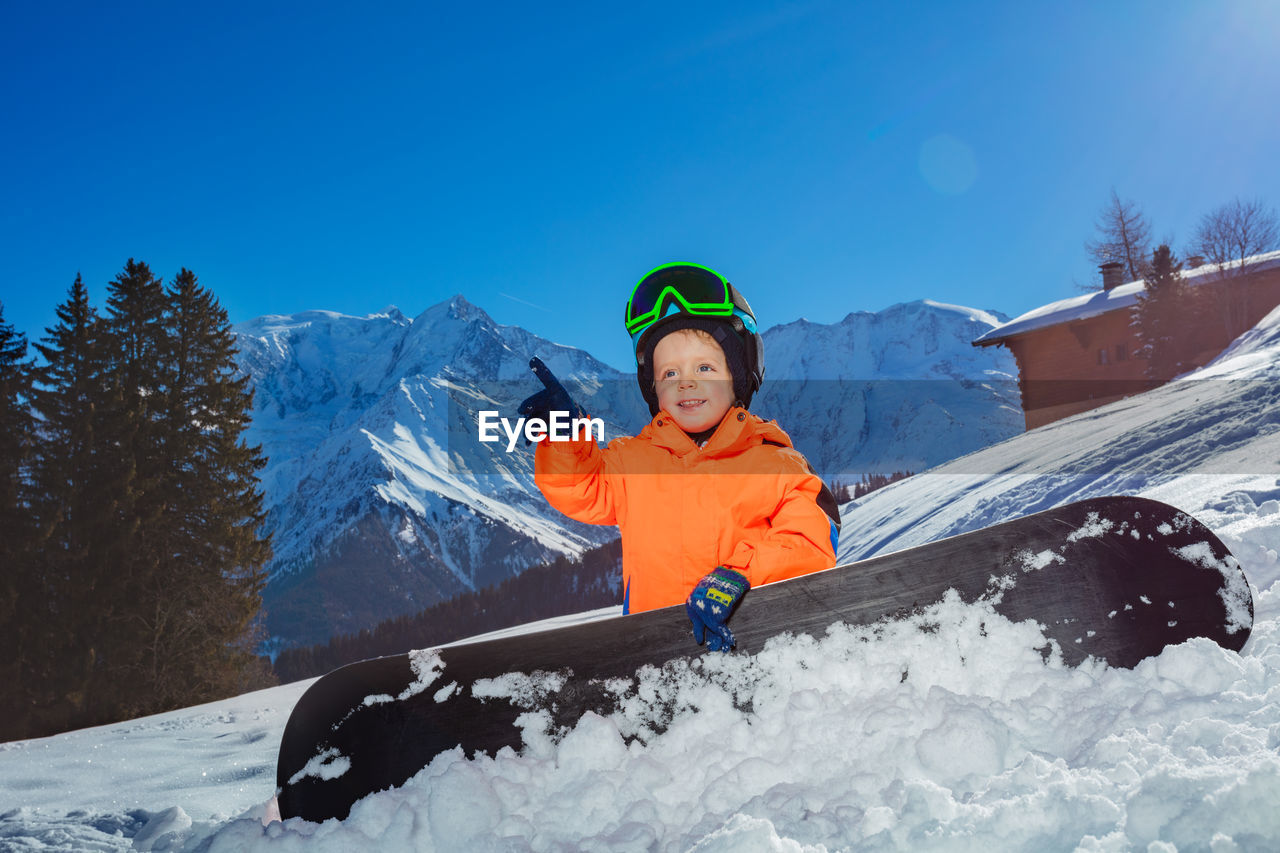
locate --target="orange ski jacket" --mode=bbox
[534,407,838,614]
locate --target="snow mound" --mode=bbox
[183,585,1280,851]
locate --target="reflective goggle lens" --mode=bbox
[624,265,734,337]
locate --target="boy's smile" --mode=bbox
[652,329,736,435]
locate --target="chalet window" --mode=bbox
[1116,344,1128,361]
[1098,347,1110,365]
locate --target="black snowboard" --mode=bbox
[275,496,1253,822]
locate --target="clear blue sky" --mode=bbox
[4,1,1278,372]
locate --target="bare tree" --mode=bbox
[1192,196,1279,273]
[1192,197,1280,337]
[1085,188,1153,288]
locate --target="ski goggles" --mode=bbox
[624,263,738,344]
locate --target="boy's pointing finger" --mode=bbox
[528,356,559,390]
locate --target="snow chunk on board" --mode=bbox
[1015,548,1064,571]
[287,747,351,785]
[472,670,570,708]
[1173,542,1254,633]
[1066,511,1115,542]
[361,648,446,707]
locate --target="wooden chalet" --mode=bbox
[973,251,1280,430]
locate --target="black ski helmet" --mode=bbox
[624,262,765,416]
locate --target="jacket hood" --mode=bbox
[640,406,793,458]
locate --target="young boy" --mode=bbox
[520,262,839,651]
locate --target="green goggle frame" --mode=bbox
[624,262,736,344]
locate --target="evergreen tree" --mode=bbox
[0,301,33,557]
[90,261,274,717]
[17,263,274,738]
[0,303,33,521]
[0,302,36,740]
[853,470,914,500]
[27,275,117,734]
[1132,245,1199,380]
[151,268,273,705]
[91,259,170,719]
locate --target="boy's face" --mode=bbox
[652,329,736,433]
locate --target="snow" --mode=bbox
[6,308,1280,850]
[6,585,1280,851]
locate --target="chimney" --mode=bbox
[1187,255,1205,269]
[1100,262,1124,291]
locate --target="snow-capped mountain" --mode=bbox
[234,296,1019,648]
[234,297,651,648]
[758,300,1021,479]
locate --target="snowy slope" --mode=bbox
[236,296,1018,648]
[835,305,1280,565]
[4,311,1280,850]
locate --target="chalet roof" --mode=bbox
[973,250,1280,347]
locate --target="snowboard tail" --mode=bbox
[276,496,1253,823]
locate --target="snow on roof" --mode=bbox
[973,250,1280,346]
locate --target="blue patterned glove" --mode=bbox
[686,567,750,652]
